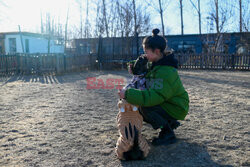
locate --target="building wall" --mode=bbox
[73,33,249,57]
[0,34,4,54]
[4,34,64,54]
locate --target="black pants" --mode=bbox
[139,105,177,130]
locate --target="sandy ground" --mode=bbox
[0,70,249,167]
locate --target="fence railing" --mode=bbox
[176,53,250,70]
[0,53,98,75]
[0,53,249,75]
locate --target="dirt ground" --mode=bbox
[0,70,249,167]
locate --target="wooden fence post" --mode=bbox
[56,54,60,74]
[231,54,235,70]
[63,54,66,72]
[5,55,8,74]
[16,54,20,74]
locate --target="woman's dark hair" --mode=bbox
[142,28,167,53]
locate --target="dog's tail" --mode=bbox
[123,123,144,160]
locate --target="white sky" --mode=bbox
[0,0,73,32]
[0,0,246,36]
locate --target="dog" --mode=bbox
[115,55,150,160]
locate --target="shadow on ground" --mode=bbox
[0,70,129,86]
[180,74,250,89]
[119,139,232,167]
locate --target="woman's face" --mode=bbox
[143,45,161,62]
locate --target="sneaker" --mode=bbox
[152,131,177,146]
[170,121,180,130]
[152,125,177,146]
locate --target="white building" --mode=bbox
[0,32,64,54]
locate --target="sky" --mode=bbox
[0,0,72,33]
[0,0,248,36]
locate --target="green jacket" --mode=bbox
[125,55,189,120]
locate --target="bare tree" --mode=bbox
[239,0,242,32]
[75,0,83,38]
[230,0,249,32]
[84,0,91,38]
[109,0,117,37]
[40,11,44,33]
[40,13,63,36]
[215,0,219,33]
[94,1,104,37]
[206,0,234,53]
[238,0,249,32]
[102,0,109,37]
[74,0,92,38]
[46,13,51,53]
[94,0,112,38]
[65,6,70,50]
[208,0,233,34]
[158,0,165,36]
[189,0,201,34]
[145,0,171,36]
[115,1,133,37]
[115,1,124,37]
[131,0,151,36]
[132,0,137,35]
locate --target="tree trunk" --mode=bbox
[158,0,165,36]
[239,0,242,32]
[40,12,44,33]
[132,0,137,35]
[102,0,109,37]
[65,6,69,52]
[180,0,184,35]
[84,0,89,38]
[198,0,201,34]
[80,1,83,38]
[215,0,219,34]
[132,0,139,57]
[47,14,51,54]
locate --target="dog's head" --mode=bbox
[129,55,148,76]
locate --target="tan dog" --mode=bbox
[115,99,149,160]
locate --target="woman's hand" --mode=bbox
[118,89,126,99]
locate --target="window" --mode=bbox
[25,39,29,53]
[9,38,16,53]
